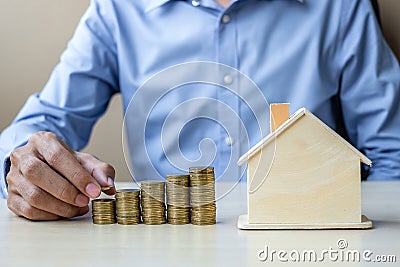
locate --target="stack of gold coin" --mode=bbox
[189,166,216,225]
[91,199,116,224]
[166,174,190,225]
[115,189,141,225]
[141,181,166,224]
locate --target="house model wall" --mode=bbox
[237,104,372,229]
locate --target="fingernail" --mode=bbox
[85,183,101,198]
[79,206,89,216]
[107,177,114,186]
[75,194,89,206]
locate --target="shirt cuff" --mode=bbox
[0,150,10,199]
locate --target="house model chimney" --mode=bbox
[270,103,290,132]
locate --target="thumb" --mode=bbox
[75,152,116,195]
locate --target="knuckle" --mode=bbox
[47,148,64,166]
[9,150,18,163]
[57,205,78,218]
[25,187,43,207]
[57,185,73,201]
[45,132,58,139]
[9,149,23,166]
[70,169,84,182]
[29,131,46,144]
[34,131,58,141]
[6,196,17,214]
[100,162,115,173]
[22,205,37,220]
[30,132,61,151]
[6,196,11,208]
[76,152,89,160]
[20,157,40,178]
[5,171,15,186]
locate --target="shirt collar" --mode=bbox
[145,0,304,13]
[145,0,180,13]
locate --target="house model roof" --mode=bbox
[237,108,372,166]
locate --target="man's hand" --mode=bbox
[6,131,116,221]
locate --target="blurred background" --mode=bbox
[0,0,399,182]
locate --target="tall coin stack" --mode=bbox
[166,174,190,225]
[115,189,141,225]
[189,167,217,225]
[91,199,116,224]
[141,181,166,224]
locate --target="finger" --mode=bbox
[102,187,116,196]
[76,152,116,195]
[30,132,101,198]
[7,193,61,221]
[15,154,90,207]
[15,179,89,218]
[76,152,116,186]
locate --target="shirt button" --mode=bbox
[225,136,234,146]
[223,75,233,85]
[222,14,231,24]
[192,0,200,7]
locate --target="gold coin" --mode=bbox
[166,174,190,224]
[141,180,166,225]
[115,188,141,225]
[189,166,214,174]
[101,186,114,192]
[189,166,217,225]
[91,198,116,225]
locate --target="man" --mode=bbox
[1,0,399,220]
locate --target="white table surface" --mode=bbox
[0,181,399,267]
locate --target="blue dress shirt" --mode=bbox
[1,0,400,198]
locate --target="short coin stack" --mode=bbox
[141,181,166,225]
[166,174,190,224]
[189,167,217,225]
[115,189,141,225]
[91,199,116,224]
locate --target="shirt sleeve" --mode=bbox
[0,0,119,198]
[338,0,400,180]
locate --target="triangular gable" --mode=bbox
[237,108,372,166]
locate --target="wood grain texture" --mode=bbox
[238,215,373,230]
[242,109,371,226]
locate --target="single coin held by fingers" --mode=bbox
[101,186,114,192]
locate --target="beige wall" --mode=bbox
[379,0,400,60]
[0,0,130,181]
[0,1,399,183]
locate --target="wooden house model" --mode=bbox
[237,104,372,229]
